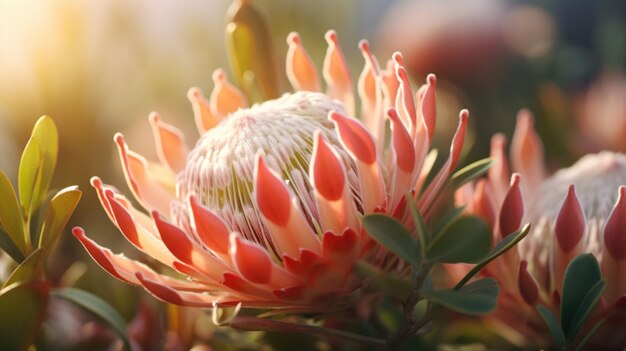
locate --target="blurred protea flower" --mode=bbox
[456,110,626,348]
[74,28,469,312]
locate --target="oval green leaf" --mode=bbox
[2,248,44,289]
[38,186,81,251]
[423,278,499,315]
[0,281,49,351]
[567,279,605,342]
[426,215,491,263]
[52,288,131,351]
[537,304,566,350]
[18,137,42,219]
[0,227,26,263]
[30,116,59,214]
[453,224,530,290]
[362,214,419,265]
[560,254,602,339]
[0,171,25,254]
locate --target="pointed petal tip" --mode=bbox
[212,68,226,83]
[426,73,437,85]
[604,186,626,261]
[90,176,102,188]
[72,227,85,239]
[324,30,338,43]
[287,32,302,46]
[392,52,404,65]
[113,132,125,147]
[518,260,539,305]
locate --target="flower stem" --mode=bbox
[229,315,387,348]
[387,262,436,350]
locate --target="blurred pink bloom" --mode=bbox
[456,110,626,347]
[75,31,469,311]
[574,71,626,153]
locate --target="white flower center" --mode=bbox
[176,91,358,246]
[523,152,626,266]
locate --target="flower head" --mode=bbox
[75,30,468,311]
[456,110,626,347]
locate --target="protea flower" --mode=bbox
[74,30,468,312]
[456,110,626,348]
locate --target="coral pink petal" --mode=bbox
[604,186,626,261]
[419,110,468,213]
[114,133,174,214]
[474,179,496,229]
[330,111,377,165]
[511,109,545,192]
[230,233,273,284]
[255,154,321,257]
[323,30,354,114]
[286,32,321,92]
[498,174,524,238]
[254,155,291,226]
[221,272,276,300]
[104,190,177,266]
[322,228,360,267]
[420,74,437,142]
[274,285,321,303]
[310,132,358,233]
[73,227,125,282]
[283,250,326,278]
[388,109,416,173]
[488,134,511,206]
[311,132,345,201]
[357,40,384,140]
[381,59,400,112]
[187,87,222,133]
[210,69,248,118]
[73,228,206,292]
[392,53,417,132]
[188,195,231,257]
[149,112,189,173]
[90,177,114,221]
[518,260,540,305]
[555,185,585,253]
[152,211,230,282]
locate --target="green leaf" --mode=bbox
[454,224,530,290]
[53,288,131,351]
[0,281,49,351]
[537,305,566,350]
[18,116,58,220]
[0,226,25,263]
[422,278,499,315]
[2,248,45,289]
[29,116,58,214]
[0,171,26,255]
[451,158,493,189]
[430,205,465,237]
[560,254,602,338]
[406,193,428,260]
[426,216,491,263]
[362,214,419,265]
[18,137,43,219]
[38,186,81,251]
[567,279,605,342]
[355,261,412,300]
